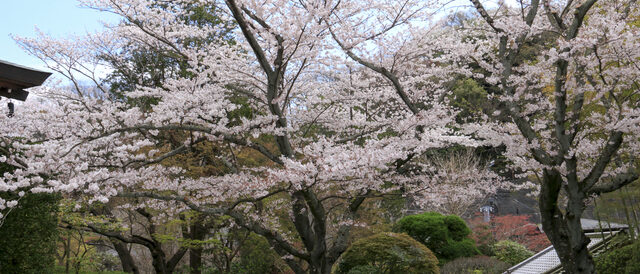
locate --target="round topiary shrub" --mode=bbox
[336,232,439,274]
[595,238,640,274]
[491,240,533,265]
[393,212,480,264]
[441,255,510,274]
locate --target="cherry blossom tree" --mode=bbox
[447,0,640,272]
[1,0,511,273]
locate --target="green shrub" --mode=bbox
[595,238,640,274]
[336,232,439,274]
[491,240,533,265]
[477,243,495,257]
[441,255,510,274]
[394,212,480,264]
[0,192,60,273]
[346,265,384,274]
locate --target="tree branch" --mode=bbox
[588,168,639,195]
[328,27,419,114]
[469,0,503,32]
[224,0,274,75]
[117,192,225,215]
[582,131,624,190]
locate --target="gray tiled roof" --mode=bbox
[579,218,628,231]
[506,234,606,274]
[506,219,628,274]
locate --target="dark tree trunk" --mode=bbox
[150,249,169,274]
[189,218,206,274]
[306,255,331,274]
[189,243,203,274]
[539,169,595,274]
[110,239,139,274]
[149,243,187,274]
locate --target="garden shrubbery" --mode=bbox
[595,238,640,274]
[336,232,439,274]
[394,212,479,264]
[344,265,384,274]
[491,240,533,266]
[0,192,60,274]
[441,255,510,274]
[469,214,550,253]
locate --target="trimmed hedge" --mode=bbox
[336,232,439,274]
[394,212,480,264]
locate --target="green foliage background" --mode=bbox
[0,192,60,273]
[595,237,640,274]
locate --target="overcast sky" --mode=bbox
[0,0,117,72]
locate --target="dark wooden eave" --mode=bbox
[0,60,52,101]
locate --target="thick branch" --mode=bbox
[74,124,283,166]
[505,107,554,165]
[227,210,310,260]
[224,0,274,75]
[469,0,503,32]
[117,192,225,215]
[582,131,624,190]
[566,0,598,39]
[166,246,188,271]
[117,190,309,262]
[588,169,639,195]
[328,28,419,114]
[327,192,368,263]
[543,0,566,31]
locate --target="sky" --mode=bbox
[0,0,118,72]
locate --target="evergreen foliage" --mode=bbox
[336,232,439,274]
[394,212,480,264]
[595,238,640,274]
[0,192,59,273]
[448,79,489,123]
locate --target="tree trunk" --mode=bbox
[189,218,205,274]
[150,249,169,274]
[306,257,331,274]
[539,169,595,273]
[110,239,139,273]
[150,249,170,274]
[65,234,71,274]
[189,243,203,274]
